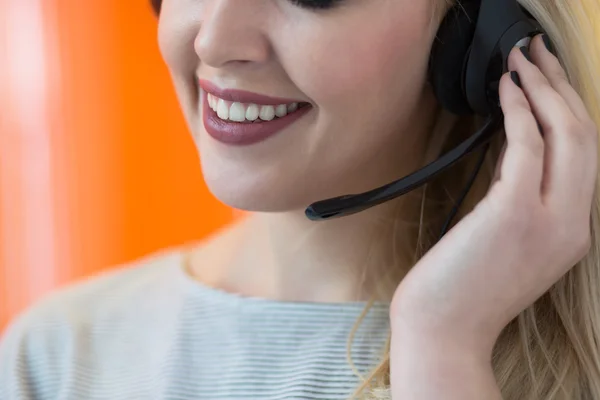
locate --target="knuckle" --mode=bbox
[524,133,545,158]
[508,117,545,157]
[507,96,531,115]
[563,118,580,133]
[511,108,531,120]
[558,117,587,145]
[552,64,569,82]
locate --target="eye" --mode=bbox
[289,0,343,10]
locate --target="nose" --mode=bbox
[195,0,272,69]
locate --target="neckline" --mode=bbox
[171,248,391,311]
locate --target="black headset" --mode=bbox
[305,0,546,238]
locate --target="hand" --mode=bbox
[389,34,598,398]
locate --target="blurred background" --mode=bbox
[0,0,238,331]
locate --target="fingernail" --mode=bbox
[520,46,532,62]
[541,34,555,55]
[510,71,522,88]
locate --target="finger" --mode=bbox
[507,44,576,138]
[528,34,594,127]
[528,34,599,214]
[508,45,597,210]
[497,70,544,200]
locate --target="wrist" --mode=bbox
[390,322,501,400]
[390,308,499,363]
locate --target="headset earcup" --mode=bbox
[428,2,481,115]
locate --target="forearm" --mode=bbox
[390,325,502,400]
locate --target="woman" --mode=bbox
[2,0,600,399]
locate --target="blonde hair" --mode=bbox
[348,0,600,399]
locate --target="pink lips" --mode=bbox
[198,79,312,146]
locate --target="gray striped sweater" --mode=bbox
[0,249,390,400]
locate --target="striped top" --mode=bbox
[0,249,391,400]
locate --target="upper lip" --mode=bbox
[198,79,307,106]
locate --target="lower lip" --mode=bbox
[201,91,312,146]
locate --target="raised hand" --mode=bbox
[389,34,599,399]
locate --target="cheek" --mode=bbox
[157,12,177,68]
[288,16,436,180]
[157,5,198,77]
[301,20,433,118]
[157,2,203,129]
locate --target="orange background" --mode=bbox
[0,0,236,331]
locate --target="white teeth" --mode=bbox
[229,102,246,122]
[217,99,230,120]
[206,92,304,122]
[259,106,276,121]
[246,104,259,121]
[275,104,288,118]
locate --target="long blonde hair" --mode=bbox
[349,1,600,399]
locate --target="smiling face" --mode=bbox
[158,0,443,212]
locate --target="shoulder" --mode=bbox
[4,247,186,333]
[0,247,187,400]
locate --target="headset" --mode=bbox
[304,0,546,239]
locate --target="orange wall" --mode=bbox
[0,0,236,331]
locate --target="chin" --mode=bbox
[194,125,330,214]
[201,167,314,213]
